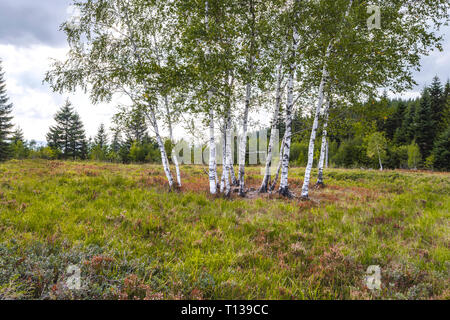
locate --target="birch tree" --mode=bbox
[316,93,330,187]
[300,0,450,198]
[366,131,387,170]
[235,0,264,196]
[259,61,285,193]
[163,95,181,187]
[300,0,353,199]
[45,0,178,189]
[278,0,304,198]
[177,0,271,195]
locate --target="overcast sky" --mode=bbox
[0,0,449,142]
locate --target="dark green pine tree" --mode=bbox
[10,126,24,144]
[440,80,450,130]
[10,126,29,159]
[445,80,450,98]
[429,76,444,139]
[47,100,72,157]
[432,126,450,171]
[394,100,417,145]
[94,123,108,149]
[386,101,406,142]
[46,99,87,159]
[110,127,122,153]
[414,89,435,159]
[124,107,148,144]
[69,112,88,159]
[0,60,14,161]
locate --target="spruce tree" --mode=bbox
[432,127,450,171]
[429,76,444,141]
[429,76,444,120]
[10,126,28,159]
[414,89,435,159]
[69,112,88,159]
[10,126,25,144]
[440,80,450,129]
[395,100,417,145]
[386,101,406,142]
[46,99,87,159]
[124,107,147,144]
[94,123,108,149]
[90,123,109,161]
[0,60,14,161]
[110,128,122,154]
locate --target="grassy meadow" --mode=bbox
[0,159,449,300]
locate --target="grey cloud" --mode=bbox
[19,72,45,90]
[412,25,450,89]
[0,0,72,47]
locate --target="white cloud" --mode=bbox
[0,44,118,142]
[0,24,449,144]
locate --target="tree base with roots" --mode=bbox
[258,182,270,194]
[314,181,325,189]
[168,185,182,193]
[258,187,268,194]
[278,186,294,199]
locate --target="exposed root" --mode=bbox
[314,181,325,190]
[259,184,269,194]
[223,191,232,199]
[300,195,310,201]
[172,185,182,192]
[278,187,294,199]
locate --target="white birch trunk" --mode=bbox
[222,122,230,195]
[325,139,329,169]
[227,129,237,187]
[317,95,330,186]
[377,145,383,171]
[225,109,233,195]
[238,82,251,196]
[209,108,217,194]
[147,108,174,189]
[302,0,353,198]
[260,62,283,193]
[123,6,174,188]
[220,124,227,193]
[230,162,238,186]
[270,132,286,192]
[164,95,181,187]
[205,1,217,194]
[279,24,299,197]
[300,59,329,198]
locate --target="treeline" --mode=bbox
[0,100,163,164]
[0,60,162,163]
[44,99,163,163]
[288,76,450,171]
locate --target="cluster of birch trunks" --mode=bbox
[155,1,351,200]
[46,0,448,201]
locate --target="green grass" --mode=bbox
[0,159,449,299]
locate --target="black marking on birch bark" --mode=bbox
[314,180,325,189]
[300,194,310,201]
[278,186,293,199]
